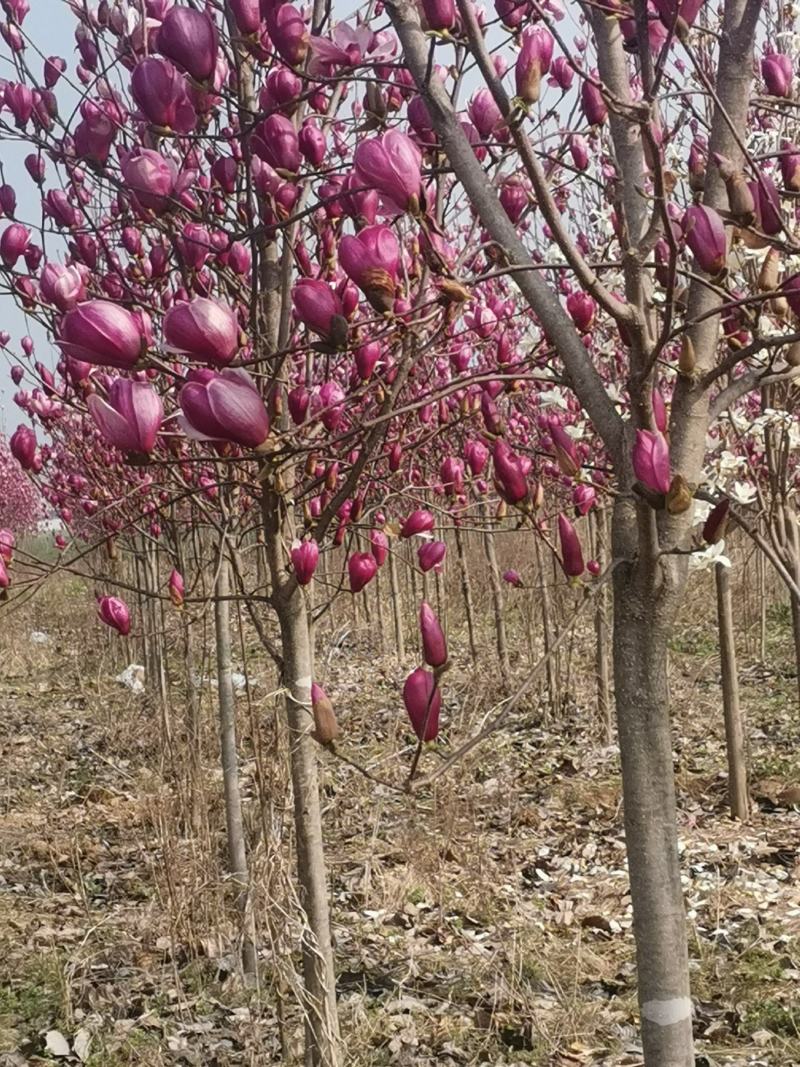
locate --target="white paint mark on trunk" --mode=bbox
[641,997,692,1026]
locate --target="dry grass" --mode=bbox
[0,538,799,1065]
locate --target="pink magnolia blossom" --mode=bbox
[403,668,441,741]
[354,131,422,216]
[178,368,270,450]
[348,551,377,592]
[163,297,240,366]
[632,429,671,494]
[98,595,131,636]
[88,378,163,453]
[338,225,400,312]
[168,569,185,608]
[557,514,585,578]
[291,540,320,586]
[59,300,144,370]
[420,602,447,667]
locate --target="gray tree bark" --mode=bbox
[262,490,339,1067]
[715,563,749,820]
[214,551,258,981]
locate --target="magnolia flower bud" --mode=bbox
[493,439,529,505]
[88,379,163,453]
[291,539,319,586]
[632,429,671,495]
[354,131,422,217]
[557,514,585,578]
[403,667,441,741]
[515,27,553,104]
[164,297,240,367]
[311,683,340,744]
[59,300,144,370]
[421,0,456,30]
[682,204,727,277]
[503,569,524,587]
[168,569,185,608]
[348,552,377,592]
[401,509,435,538]
[418,540,446,573]
[178,368,270,450]
[98,595,131,636]
[370,529,389,566]
[419,602,447,667]
[10,424,37,469]
[157,5,218,82]
[761,52,793,98]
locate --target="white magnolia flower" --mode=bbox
[690,540,731,571]
[692,499,714,527]
[730,480,757,505]
[537,388,568,410]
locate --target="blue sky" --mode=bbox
[0,1,75,434]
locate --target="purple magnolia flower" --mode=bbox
[291,540,320,586]
[370,529,389,566]
[157,5,218,83]
[122,148,178,214]
[420,602,447,667]
[632,429,671,494]
[354,130,422,216]
[253,113,301,173]
[440,456,465,496]
[265,4,309,67]
[682,204,727,276]
[493,439,530,505]
[403,667,441,741]
[168,569,185,608]
[421,0,456,31]
[229,0,262,35]
[558,514,585,578]
[762,52,793,98]
[88,378,163,453]
[98,595,131,636]
[292,279,348,346]
[465,439,489,475]
[515,27,554,104]
[131,56,197,133]
[418,540,446,573]
[0,222,29,267]
[178,368,270,450]
[338,225,400,312]
[39,262,86,311]
[163,297,240,366]
[401,509,435,538]
[566,291,595,331]
[59,300,144,370]
[308,21,395,76]
[348,551,377,592]
[581,77,607,126]
[10,424,37,469]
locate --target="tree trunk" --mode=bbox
[783,507,800,706]
[612,519,693,1067]
[454,523,477,660]
[592,510,612,743]
[534,536,558,715]
[714,563,749,820]
[214,552,258,981]
[388,547,405,662]
[274,590,340,1067]
[481,505,510,683]
[262,492,339,1067]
